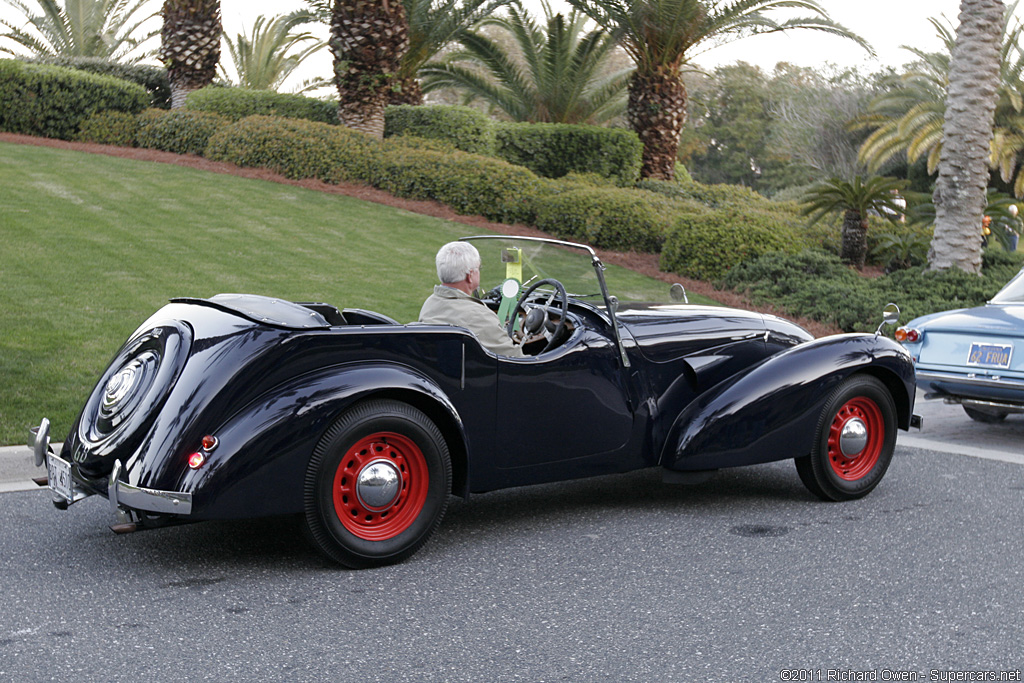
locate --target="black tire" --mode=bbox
[303,400,451,568]
[963,405,1008,423]
[795,375,897,502]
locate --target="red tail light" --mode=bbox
[187,434,218,469]
[895,327,921,343]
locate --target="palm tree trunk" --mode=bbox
[161,0,222,109]
[928,0,1004,273]
[331,0,410,138]
[387,77,424,106]
[841,210,869,268]
[628,66,687,181]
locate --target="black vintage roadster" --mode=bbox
[32,236,917,568]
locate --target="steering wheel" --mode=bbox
[505,278,568,354]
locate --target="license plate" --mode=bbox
[47,453,73,503]
[967,342,1013,369]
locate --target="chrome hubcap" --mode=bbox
[355,460,403,511]
[839,418,869,457]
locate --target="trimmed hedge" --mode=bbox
[373,142,541,224]
[0,59,148,140]
[533,186,678,252]
[660,208,809,280]
[75,110,140,146]
[26,56,171,108]
[205,115,378,182]
[185,86,338,124]
[135,109,230,155]
[384,104,494,155]
[495,122,643,186]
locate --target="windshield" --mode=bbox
[989,267,1024,304]
[460,236,682,306]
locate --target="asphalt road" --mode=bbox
[2,393,1022,681]
[2,402,1024,681]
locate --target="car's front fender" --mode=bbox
[132,362,467,519]
[660,334,915,471]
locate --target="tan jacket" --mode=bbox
[419,285,525,357]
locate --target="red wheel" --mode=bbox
[826,397,884,481]
[331,432,429,541]
[795,375,897,501]
[304,400,451,568]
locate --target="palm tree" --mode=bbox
[930,0,1006,274]
[329,0,409,138]
[221,13,325,92]
[302,0,510,105]
[0,0,158,62]
[855,3,1024,194]
[161,0,221,109]
[420,2,631,124]
[800,176,908,269]
[564,0,869,180]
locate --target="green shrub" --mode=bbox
[75,110,140,146]
[533,186,678,252]
[0,59,148,140]
[372,145,541,224]
[723,248,1024,332]
[384,104,495,155]
[135,109,229,155]
[185,86,338,124]
[26,56,171,108]
[495,122,643,186]
[382,135,458,153]
[205,115,378,182]
[639,178,793,213]
[660,208,808,280]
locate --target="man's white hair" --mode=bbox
[435,241,481,284]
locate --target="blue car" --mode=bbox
[897,266,1024,422]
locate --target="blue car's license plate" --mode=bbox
[967,342,1013,369]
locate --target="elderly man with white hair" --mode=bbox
[419,241,525,357]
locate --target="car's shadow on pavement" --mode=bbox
[121,459,819,570]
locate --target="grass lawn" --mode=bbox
[0,142,716,445]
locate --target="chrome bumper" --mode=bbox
[917,369,1024,392]
[30,419,192,516]
[108,459,192,516]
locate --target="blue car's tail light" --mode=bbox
[895,327,921,343]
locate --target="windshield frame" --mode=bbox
[459,235,630,367]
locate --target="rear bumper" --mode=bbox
[31,419,192,517]
[917,369,1024,406]
[107,459,192,515]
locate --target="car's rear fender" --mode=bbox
[659,334,915,471]
[138,362,469,520]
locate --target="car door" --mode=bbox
[494,328,634,469]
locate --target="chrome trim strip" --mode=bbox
[918,370,1024,390]
[109,460,192,515]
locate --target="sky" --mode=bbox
[2,1,1021,89]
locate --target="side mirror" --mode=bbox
[876,302,900,335]
[669,283,689,304]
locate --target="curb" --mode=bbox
[0,444,57,492]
